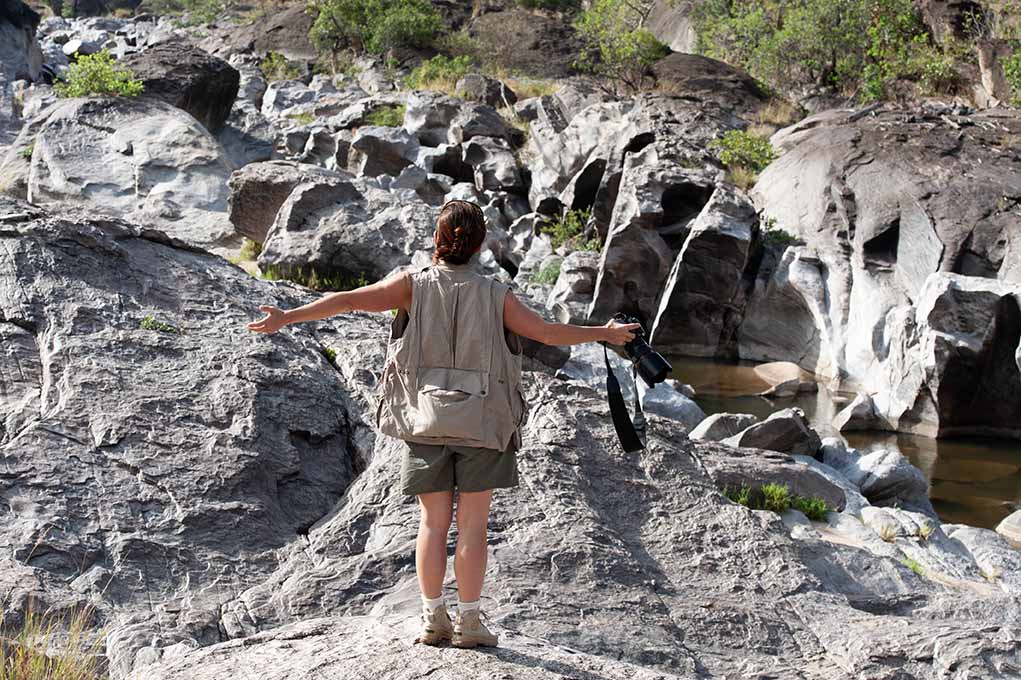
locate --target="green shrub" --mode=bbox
[759,482,791,513]
[792,496,829,521]
[723,484,751,507]
[404,55,474,94]
[239,238,262,260]
[61,0,74,18]
[573,0,669,95]
[19,142,33,161]
[759,216,800,249]
[1004,44,1021,105]
[530,259,562,285]
[518,0,581,11]
[261,51,302,82]
[308,0,442,57]
[542,208,594,251]
[0,602,106,680]
[322,346,338,364]
[140,314,179,334]
[364,104,406,127]
[54,50,144,98]
[709,129,775,173]
[694,0,954,102]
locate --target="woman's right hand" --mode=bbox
[603,319,642,346]
[246,305,287,334]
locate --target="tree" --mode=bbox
[573,0,669,95]
[307,0,443,57]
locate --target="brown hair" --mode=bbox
[433,200,486,265]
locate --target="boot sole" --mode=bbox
[415,630,453,646]
[451,636,497,649]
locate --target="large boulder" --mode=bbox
[121,41,240,133]
[462,135,522,191]
[689,412,759,442]
[722,407,822,456]
[197,3,316,63]
[256,176,439,283]
[650,52,770,116]
[348,126,419,177]
[25,96,238,255]
[650,185,757,356]
[545,249,600,324]
[0,1,43,84]
[844,448,936,517]
[745,107,1021,438]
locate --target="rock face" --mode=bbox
[25,96,238,255]
[722,407,822,456]
[651,53,770,116]
[122,41,240,133]
[746,106,1021,439]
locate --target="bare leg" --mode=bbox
[453,489,493,602]
[416,491,454,599]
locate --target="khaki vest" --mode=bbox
[375,260,526,451]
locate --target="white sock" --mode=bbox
[422,594,444,614]
[458,598,481,613]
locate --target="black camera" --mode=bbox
[612,313,672,388]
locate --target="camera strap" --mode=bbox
[602,343,645,453]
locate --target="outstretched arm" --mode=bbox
[246,271,412,334]
[503,289,640,346]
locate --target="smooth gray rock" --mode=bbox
[455,73,517,108]
[689,412,759,442]
[25,96,238,256]
[349,125,419,178]
[545,250,600,324]
[722,407,822,456]
[462,135,522,191]
[834,392,887,432]
[949,526,1021,594]
[227,161,350,244]
[996,509,1021,546]
[703,446,846,512]
[844,448,936,517]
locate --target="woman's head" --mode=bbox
[433,200,486,265]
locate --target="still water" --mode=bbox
[669,356,1021,529]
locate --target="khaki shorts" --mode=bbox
[400,439,519,496]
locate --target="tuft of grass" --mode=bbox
[792,495,829,521]
[364,104,406,127]
[140,314,180,334]
[404,54,473,95]
[260,51,301,82]
[286,111,316,126]
[530,259,562,285]
[710,128,776,190]
[918,522,936,541]
[728,165,758,191]
[723,484,751,507]
[759,482,792,513]
[322,346,337,365]
[19,142,34,161]
[239,238,262,261]
[0,602,106,680]
[901,557,924,577]
[756,98,801,127]
[260,264,373,292]
[877,523,898,542]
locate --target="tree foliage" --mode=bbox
[308,0,443,56]
[573,0,669,95]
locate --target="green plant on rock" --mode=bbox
[61,0,75,18]
[364,104,406,127]
[901,557,924,576]
[239,238,262,260]
[530,259,562,285]
[19,142,34,161]
[404,54,474,94]
[723,484,752,507]
[542,207,594,251]
[710,129,775,173]
[759,482,791,513]
[1003,44,1021,105]
[308,0,442,57]
[261,51,302,82]
[792,495,829,521]
[322,346,338,364]
[54,49,144,98]
[518,0,581,11]
[759,216,800,249]
[140,314,179,334]
[573,0,669,95]
[260,264,374,292]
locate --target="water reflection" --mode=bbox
[670,356,1021,529]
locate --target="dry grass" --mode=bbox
[728,165,758,191]
[756,98,802,127]
[0,603,107,680]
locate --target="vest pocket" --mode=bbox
[413,367,487,439]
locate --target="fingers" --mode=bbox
[259,305,275,313]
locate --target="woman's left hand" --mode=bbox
[246,305,287,334]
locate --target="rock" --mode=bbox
[348,126,419,177]
[121,41,240,133]
[449,102,510,144]
[722,407,822,456]
[0,198,380,678]
[402,90,464,146]
[545,250,600,324]
[61,37,102,57]
[256,176,439,282]
[834,393,887,432]
[217,100,275,168]
[818,437,861,474]
[700,445,846,512]
[650,53,770,116]
[197,3,316,63]
[646,1,697,52]
[26,97,237,255]
[261,80,315,119]
[860,507,983,582]
[689,412,759,442]
[746,108,1021,439]
[844,449,936,517]
[752,361,818,397]
[650,185,757,355]
[792,454,870,515]
[227,161,351,244]
[995,509,1021,547]
[455,73,517,108]
[466,8,582,79]
[461,135,522,191]
[948,526,1021,594]
[0,1,43,86]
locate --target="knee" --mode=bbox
[421,510,452,533]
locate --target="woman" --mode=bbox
[246,200,639,649]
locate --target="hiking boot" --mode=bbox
[415,605,453,646]
[452,609,498,648]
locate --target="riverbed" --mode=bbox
[669,356,1021,529]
